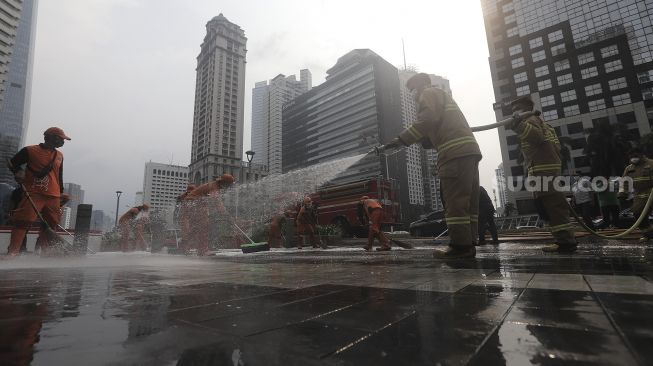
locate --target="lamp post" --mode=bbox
[114,191,122,228]
[245,150,255,182]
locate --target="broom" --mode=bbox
[20,184,72,255]
[234,222,269,253]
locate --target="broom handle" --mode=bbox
[20,184,53,230]
[232,222,255,244]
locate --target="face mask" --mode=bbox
[631,157,641,164]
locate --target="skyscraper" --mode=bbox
[62,183,84,229]
[0,0,38,186]
[189,14,247,185]
[482,0,653,213]
[283,49,428,220]
[142,162,189,215]
[251,70,312,174]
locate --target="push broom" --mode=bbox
[233,222,269,253]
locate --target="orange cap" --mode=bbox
[44,127,71,140]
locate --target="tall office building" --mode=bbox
[142,162,189,216]
[189,14,247,185]
[251,70,312,174]
[398,70,452,212]
[0,0,37,186]
[495,162,508,209]
[283,49,427,221]
[482,0,653,213]
[62,183,84,229]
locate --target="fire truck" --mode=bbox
[293,177,401,236]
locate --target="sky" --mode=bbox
[27,0,502,217]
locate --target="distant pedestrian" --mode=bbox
[572,172,594,228]
[596,178,620,229]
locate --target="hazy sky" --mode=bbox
[27,0,501,217]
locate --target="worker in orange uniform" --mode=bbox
[295,196,322,249]
[186,174,234,255]
[118,204,149,252]
[176,184,196,253]
[5,127,70,257]
[358,196,391,251]
[33,193,71,253]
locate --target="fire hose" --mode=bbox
[567,190,653,239]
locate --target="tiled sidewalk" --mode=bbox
[0,241,651,365]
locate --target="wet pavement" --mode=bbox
[1,240,652,365]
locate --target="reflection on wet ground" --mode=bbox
[0,241,652,365]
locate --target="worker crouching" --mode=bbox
[185,174,234,255]
[118,204,149,252]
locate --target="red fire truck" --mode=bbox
[294,177,401,236]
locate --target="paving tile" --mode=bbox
[585,275,653,295]
[528,274,590,292]
[470,322,638,366]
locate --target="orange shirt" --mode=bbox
[119,208,139,224]
[23,145,64,197]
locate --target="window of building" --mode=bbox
[608,77,627,91]
[567,122,584,134]
[541,95,555,107]
[600,45,619,58]
[551,43,566,55]
[511,57,525,69]
[513,72,528,83]
[578,52,595,65]
[560,89,577,102]
[508,44,522,56]
[612,93,631,106]
[543,109,559,120]
[557,73,573,85]
[511,166,524,176]
[643,87,653,100]
[581,67,599,79]
[507,27,518,37]
[563,105,580,117]
[507,135,519,146]
[588,99,606,111]
[570,137,587,150]
[529,37,543,49]
[548,30,564,43]
[638,70,653,83]
[584,83,602,96]
[532,50,546,62]
[504,13,516,24]
[502,2,514,13]
[604,60,623,73]
[537,79,552,90]
[516,85,530,96]
[554,59,570,72]
[534,65,549,77]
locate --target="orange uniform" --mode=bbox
[360,198,390,251]
[7,144,65,255]
[177,185,195,253]
[119,207,140,252]
[295,200,321,249]
[186,175,233,255]
[268,214,284,248]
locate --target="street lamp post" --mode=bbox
[114,191,122,228]
[245,150,255,182]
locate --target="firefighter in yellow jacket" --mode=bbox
[385,73,482,259]
[510,96,577,253]
[619,147,653,242]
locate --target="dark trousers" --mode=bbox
[577,202,594,228]
[478,212,498,243]
[600,205,620,228]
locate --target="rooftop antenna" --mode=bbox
[402,38,407,71]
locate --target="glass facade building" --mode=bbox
[0,0,37,186]
[482,0,653,213]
